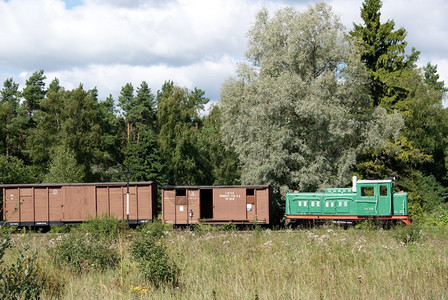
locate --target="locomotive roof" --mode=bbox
[356,178,394,184]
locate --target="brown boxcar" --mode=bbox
[161,185,271,225]
[0,182,157,226]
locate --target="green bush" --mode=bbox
[218,224,237,231]
[130,235,179,288]
[393,223,423,245]
[193,222,214,235]
[51,231,119,273]
[139,220,171,239]
[79,214,125,240]
[48,225,71,234]
[421,207,448,227]
[400,172,448,219]
[0,234,45,299]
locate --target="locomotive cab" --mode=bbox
[354,177,394,216]
[354,176,407,217]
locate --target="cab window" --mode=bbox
[361,186,375,197]
[380,185,388,196]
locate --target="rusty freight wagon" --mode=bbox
[0,182,157,226]
[161,185,271,225]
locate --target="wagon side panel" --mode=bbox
[34,188,49,224]
[136,185,151,221]
[162,189,175,224]
[48,187,62,224]
[255,188,270,224]
[62,186,96,222]
[4,188,20,223]
[109,187,124,220]
[18,188,34,223]
[96,187,110,217]
[213,188,246,221]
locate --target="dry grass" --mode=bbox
[3,226,448,299]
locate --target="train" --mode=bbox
[0,176,410,227]
[284,176,410,226]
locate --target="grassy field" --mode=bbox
[2,224,448,299]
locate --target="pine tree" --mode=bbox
[22,70,46,116]
[43,145,85,183]
[156,82,209,185]
[349,0,420,110]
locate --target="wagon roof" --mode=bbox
[162,185,270,189]
[0,182,155,188]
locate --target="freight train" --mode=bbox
[0,177,409,227]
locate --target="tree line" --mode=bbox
[0,73,240,186]
[1,0,447,219]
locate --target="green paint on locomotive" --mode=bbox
[285,177,408,217]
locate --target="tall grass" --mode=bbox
[2,225,447,299]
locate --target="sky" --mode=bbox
[0,0,447,106]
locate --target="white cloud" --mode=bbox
[0,0,256,69]
[0,0,447,102]
[44,54,237,101]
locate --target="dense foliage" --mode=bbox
[0,76,239,186]
[0,233,45,299]
[220,3,402,196]
[0,0,447,221]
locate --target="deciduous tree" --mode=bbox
[220,3,402,196]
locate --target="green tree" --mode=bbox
[157,81,209,185]
[200,104,241,185]
[123,129,161,182]
[95,94,123,181]
[0,155,35,184]
[423,63,448,94]
[118,82,160,181]
[118,83,135,144]
[28,85,104,181]
[401,67,448,181]
[220,4,403,196]
[22,70,46,116]
[43,145,85,183]
[60,86,102,181]
[27,79,65,175]
[349,0,420,111]
[0,78,21,156]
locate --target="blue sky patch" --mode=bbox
[63,0,83,9]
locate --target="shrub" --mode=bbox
[193,222,214,235]
[130,235,179,288]
[0,234,45,299]
[218,224,237,231]
[49,225,71,234]
[139,220,171,239]
[400,172,448,218]
[51,231,119,273]
[79,214,125,240]
[393,223,423,245]
[421,207,448,227]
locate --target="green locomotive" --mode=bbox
[284,176,410,226]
